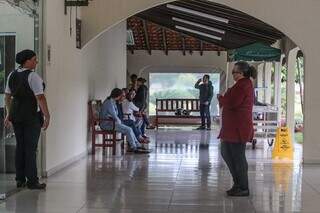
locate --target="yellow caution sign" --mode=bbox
[272,127,293,160]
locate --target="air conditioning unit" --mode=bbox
[127,29,135,46]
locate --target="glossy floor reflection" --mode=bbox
[1,127,319,213]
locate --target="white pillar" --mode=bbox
[286,48,299,142]
[304,51,320,163]
[226,62,236,89]
[265,62,273,104]
[257,63,265,103]
[274,55,284,124]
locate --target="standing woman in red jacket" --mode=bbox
[217,61,256,197]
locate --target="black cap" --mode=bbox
[16,49,36,65]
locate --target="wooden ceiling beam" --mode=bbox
[162,28,168,55]
[181,36,186,55]
[137,13,253,49]
[142,20,151,55]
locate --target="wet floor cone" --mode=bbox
[272,127,293,160]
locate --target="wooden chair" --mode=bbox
[88,100,124,155]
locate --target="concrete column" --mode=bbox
[265,62,273,104]
[286,48,299,142]
[226,62,236,89]
[304,50,320,164]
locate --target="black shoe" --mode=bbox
[16,181,26,188]
[227,188,249,197]
[134,149,150,154]
[206,127,211,130]
[226,186,239,196]
[27,182,46,190]
[199,144,209,149]
[196,126,205,130]
[126,148,135,153]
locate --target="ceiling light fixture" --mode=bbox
[172,17,225,34]
[175,25,222,41]
[167,4,229,24]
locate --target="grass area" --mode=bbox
[295,132,303,144]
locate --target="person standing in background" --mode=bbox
[129,74,138,91]
[4,49,50,190]
[195,74,213,130]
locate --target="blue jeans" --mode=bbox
[114,123,141,150]
[200,104,211,128]
[123,119,142,139]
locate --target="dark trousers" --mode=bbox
[200,104,211,127]
[221,142,248,190]
[13,120,41,184]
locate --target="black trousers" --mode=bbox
[221,141,248,190]
[12,120,41,184]
[200,104,211,127]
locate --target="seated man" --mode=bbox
[117,90,149,144]
[99,88,149,154]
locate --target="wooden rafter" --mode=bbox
[200,40,203,56]
[181,35,186,55]
[162,28,168,55]
[142,19,151,55]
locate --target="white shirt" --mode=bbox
[122,99,139,121]
[5,68,44,96]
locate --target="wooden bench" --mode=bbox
[88,100,125,155]
[155,98,201,128]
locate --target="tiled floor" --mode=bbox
[1,127,320,213]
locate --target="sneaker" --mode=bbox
[227,188,249,197]
[138,147,152,152]
[146,125,155,129]
[139,138,150,144]
[196,126,206,130]
[142,135,149,139]
[27,182,46,190]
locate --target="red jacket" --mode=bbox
[218,78,254,143]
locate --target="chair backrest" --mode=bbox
[88,100,102,127]
[156,98,200,112]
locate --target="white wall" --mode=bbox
[84,22,127,101]
[44,0,87,172]
[44,0,126,173]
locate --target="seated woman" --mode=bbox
[122,90,147,138]
[117,90,149,144]
[99,88,149,153]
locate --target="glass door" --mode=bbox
[0,34,16,199]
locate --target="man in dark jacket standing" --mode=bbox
[195,74,213,130]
